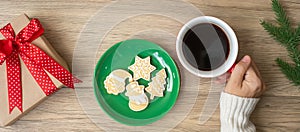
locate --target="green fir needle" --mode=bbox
[261,0,300,86]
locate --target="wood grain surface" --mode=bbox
[0,0,300,131]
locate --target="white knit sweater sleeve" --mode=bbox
[220,92,260,132]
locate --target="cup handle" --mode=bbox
[228,63,236,73]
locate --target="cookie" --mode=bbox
[145,69,167,100]
[104,69,133,95]
[125,81,145,96]
[128,56,156,81]
[125,81,149,111]
[128,97,148,111]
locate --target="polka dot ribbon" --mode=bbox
[0,19,81,113]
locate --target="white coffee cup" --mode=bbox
[176,16,238,78]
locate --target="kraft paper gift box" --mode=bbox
[0,14,72,126]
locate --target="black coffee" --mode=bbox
[182,23,229,71]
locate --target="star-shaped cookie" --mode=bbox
[128,56,156,81]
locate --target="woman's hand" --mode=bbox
[225,55,266,98]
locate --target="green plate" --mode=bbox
[94,39,180,126]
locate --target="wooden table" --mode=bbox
[0,0,299,131]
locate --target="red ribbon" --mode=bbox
[0,19,81,113]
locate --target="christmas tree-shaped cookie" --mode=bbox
[145,69,167,100]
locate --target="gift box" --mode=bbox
[0,14,79,126]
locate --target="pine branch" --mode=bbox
[261,0,300,87]
[260,20,290,46]
[272,0,291,30]
[276,58,300,85]
[295,24,300,43]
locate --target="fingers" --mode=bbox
[225,55,266,98]
[251,61,262,79]
[227,55,252,87]
[253,60,266,90]
[215,73,231,84]
[245,65,258,78]
[243,58,266,97]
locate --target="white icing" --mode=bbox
[109,74,126,82]
[129,94,147,105]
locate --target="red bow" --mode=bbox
[0,19,80,113]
